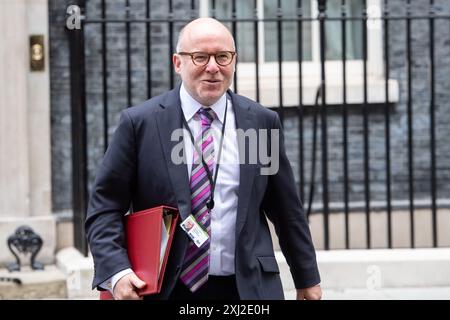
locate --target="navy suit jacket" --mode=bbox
[85,85,320,299]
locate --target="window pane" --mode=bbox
[264,0,312,62]
[325,0,363,60]
[209,0,255,62]
[209,0,363,63]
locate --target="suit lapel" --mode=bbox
[156,88,257,239]
[229,90,258,239]
[155,85,192,222]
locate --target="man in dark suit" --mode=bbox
[85,17,321,300]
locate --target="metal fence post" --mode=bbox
[318,0,330,250]
[68,0,88,256]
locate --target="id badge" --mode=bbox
[180,214,209,248]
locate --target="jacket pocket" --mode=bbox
[257,256,280,274]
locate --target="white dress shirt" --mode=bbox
[102,84,240,294]
[179,83,240,276]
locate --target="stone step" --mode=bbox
[277,248,450,291]
[56,247,98,299]
[54,247,450,299]
[0,265,67,299]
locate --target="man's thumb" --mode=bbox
[130,274,146,289]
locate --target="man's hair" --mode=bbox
[175,26,186,53]
[175,20,236,53]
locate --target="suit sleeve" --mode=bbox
[85,110,136,289]
[262,112,321,289]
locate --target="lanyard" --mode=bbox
[181,98,228,211]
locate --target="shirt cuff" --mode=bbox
[100,268,134,295]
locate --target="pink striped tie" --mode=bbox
[180,107,216,292]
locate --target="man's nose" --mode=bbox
[205,55,219,73]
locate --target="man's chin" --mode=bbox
[197,91,223,106]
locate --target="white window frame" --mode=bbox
[199,0,399,106]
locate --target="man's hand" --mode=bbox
[296,284,322,300]
[113,272,146,300]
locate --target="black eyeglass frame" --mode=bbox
[177,51,236,66]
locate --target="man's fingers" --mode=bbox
[113,273,146,300]
[305,292,322,300]
[297,291,305,300]
[114,285,143,300]
[296,285,322,300]
[115,288,143,300]
[130,274,147,290]
[304,285,322,300]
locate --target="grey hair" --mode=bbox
[175,26,185,53]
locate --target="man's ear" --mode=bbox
[173,54,181,74]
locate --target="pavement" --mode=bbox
[285,287,450,300]
[67,287,450,300]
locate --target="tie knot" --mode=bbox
[197,107,216,126]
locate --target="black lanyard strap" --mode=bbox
[181,97,229,210]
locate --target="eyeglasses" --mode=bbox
[177,51,236,67]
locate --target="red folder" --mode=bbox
[99,205,179,299]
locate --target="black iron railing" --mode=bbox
[68,0,450,255]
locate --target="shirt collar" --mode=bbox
[180,83,226,124]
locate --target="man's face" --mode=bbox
[173,27,236,106]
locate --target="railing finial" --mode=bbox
[318,0,326,13]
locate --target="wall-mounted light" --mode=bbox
[30,35,45,71]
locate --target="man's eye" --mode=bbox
[194,55,208,62]
[217,54,228,60]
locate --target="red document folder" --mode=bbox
[99,205,179,299]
